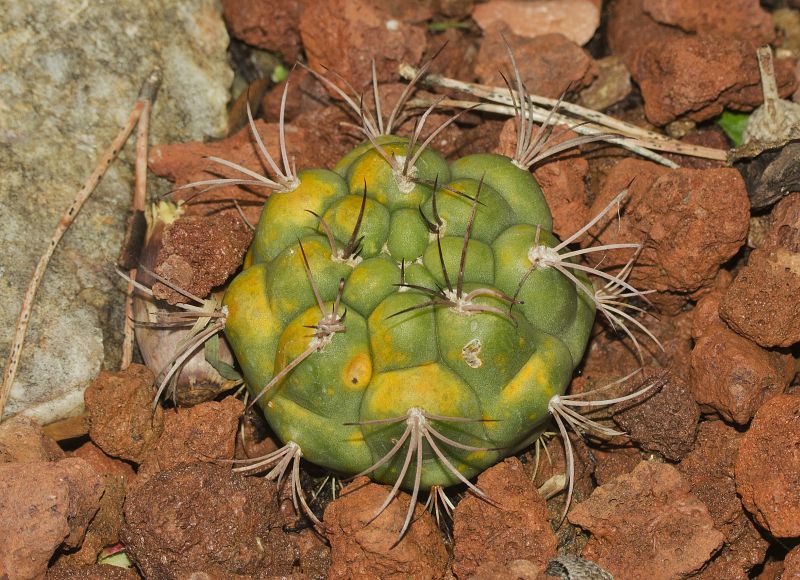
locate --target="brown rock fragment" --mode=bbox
[63,443,135,566]
[642,0,775,43]
[0,414,65,463]
[582,301,694,382]
[590,160,750,310]
[222,0,304,61]
[46,562,139,579]
[299,0,426,90]
[84,364,162,464]
[736,394,800,537]
[691,290,729,340]
[608,0,796,125]
[678,421,743,535]
[786,545,800,579]
[122,462,297,578]
[678,421,769,576]
[0,459,104,580]
[476,27,597,98]
[612,369,700,461]
[472,0,600,46]
[720,248,800,348]
[569,461,724,579]
[324,477,449,580]
[453,458,557,578]
[690,325,792,425]
[152,212,252,304]
[591,437,642,486]
[137,396,243,482]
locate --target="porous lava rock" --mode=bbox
[569,461,724,579]
[735,394,800,537]
[679,421,769,576]
[0,459,104,579]
[720,192,800,347]
[222,0,304,61]
[689,325,793,425]
[84,364,163,464]
[63,443,135,566]
[591,437,642,486]
[453,457,557,578]
[691,290,730,341]
[324,477,449,580]
[299,0,426,89]
[612,369,700,462]
[122,462,297,578]
[785,545,800,579]
[590,159,750,310]
[608,0,797,125]
[46,562,139,579]
[641,0,775,43]
[581,300,694,381]
[137,396,243,482]
[472,0,600,46]
[152,212,253,304]
[476,26,597,98]
[0,414,65,463]
[720,248,800,349]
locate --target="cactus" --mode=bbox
[172,51,655,536]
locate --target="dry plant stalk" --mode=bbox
[399,63,729,167]
[0,69,161,420]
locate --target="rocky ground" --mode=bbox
[2,0,800,578]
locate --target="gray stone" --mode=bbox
[0,0,233,422]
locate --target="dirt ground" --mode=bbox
[2,1,800,579]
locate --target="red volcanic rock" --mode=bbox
[0,459,103,579]
[720,192,800,347]
[222,0,304,61]
[785,545,800,579]
[589,159,750,310]
[569,461,724,579]
[152,212,252,304]
[84,364,162,464]
[608,0,796,125]
[299,0,426,90]
[0,414,64,464]
[453,458,557,578]
[476,26,597,98]
[472,0,600,46]
[736,394,800,537]
[324,477,449,579]
[64,443,135,566]
[679,421,769,577]
[641,0,775,43]
[689,324,793,425]
[137,396,243,482]
[123,462,297,578]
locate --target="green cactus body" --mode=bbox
[223,136,596,490]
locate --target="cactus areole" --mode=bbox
[222,126,599,493]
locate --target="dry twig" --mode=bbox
[0,69,162,420]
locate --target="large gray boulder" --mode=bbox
[0,0,233,422]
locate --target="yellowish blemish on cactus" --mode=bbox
[342,352,372,389]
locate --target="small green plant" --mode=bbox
[176,50,656,538]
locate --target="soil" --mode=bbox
[3,0,800,578]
